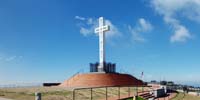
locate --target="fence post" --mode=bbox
[168,93,169,99]
[128,87,130,97]
[73,90,75,100]
[136,86,138,96]
[91,88,93,100]
[118,87,120,99]
[35,92,41,100]
[106,87,108,100]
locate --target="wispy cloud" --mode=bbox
[75,16,121,39]
[79,27,93,36]
[150,0,199,43]
[128,18,153,42]
[5,56,17,61]
[138,18,153,32]
[170,25,192,43]
[0,55,23,62]
[75,16,86,21]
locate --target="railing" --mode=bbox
[72,85,150,100]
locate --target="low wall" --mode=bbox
[188,92,200,96]
[60,73,144,88]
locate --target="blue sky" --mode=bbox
[0,0,200,85]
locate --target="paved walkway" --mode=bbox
[100,92,177,100]
[0,97,13,100]
[101,91,149,100]
[155,93,177,100]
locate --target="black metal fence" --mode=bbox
[72,86,145,100]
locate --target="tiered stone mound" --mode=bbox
[60,73,144,88]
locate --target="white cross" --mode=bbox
[95,17,110,72]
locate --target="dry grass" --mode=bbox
[0,87,72,100]
[0,87,145,100]
[171,92,200,100]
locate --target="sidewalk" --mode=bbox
[155,93,177,100]
[100,92,177,100]
[101,91,149,100]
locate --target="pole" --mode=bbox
[164,95,165,100]
[168,93,169,100]
[128,87,130,97]
[136,86,138,96]
[118,87,120,99]
[91,88,93,100]
[106,87,108,100]
[134,87,136,97]
[73,90,75,100]
[35,92,41,100]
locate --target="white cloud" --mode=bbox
[138,18,153,32]
[75,16,86,21]
[104,20,121,38]
[5,56,17,61]
[80,27,93,36]
[150,0,199,43]
[129,26,146,43]
[171,25,192,43]
[0,55,23,62]
[75,16,121,39]
[164,17,192,43]
[87,18,94,25]
[128,18,153,42]
[19,56,23,59]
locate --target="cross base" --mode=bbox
[98,67,104,72]
[90,62,116,73]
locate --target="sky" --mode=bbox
[0,0,200,85]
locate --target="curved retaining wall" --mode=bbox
[60,73,144,88]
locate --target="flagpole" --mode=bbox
[141,71,144,92]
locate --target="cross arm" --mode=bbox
[95,25,110,33]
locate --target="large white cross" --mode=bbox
[95,17,110,72]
